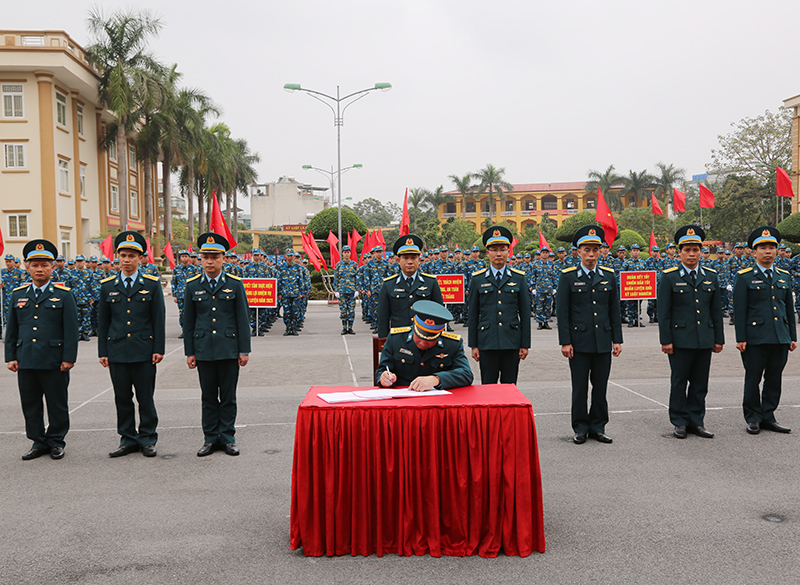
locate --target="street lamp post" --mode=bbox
[301,164,363,209]
[284,83,391,253]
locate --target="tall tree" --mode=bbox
[473,164,513,224]
[617,169,656,211]
[425,185,453,216]
[449,173,475,220]
[653,162,685,212]
[585,165,623,211]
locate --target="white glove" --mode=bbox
[727,285,732,291]
[335,292,340,298]
[354,291,360,298]
[532,289,537,295]
[552,289,556,295]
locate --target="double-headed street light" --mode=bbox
[284,82,391,252]
[302,164,363,207]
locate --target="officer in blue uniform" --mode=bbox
[377,300,473,390]
[657,226,724,439]
[183,233,251,456]
[733,226,796,435]
[334,245,359,334]
[98,231,166,457]
[556,226,622,444]
[5,239,78,460]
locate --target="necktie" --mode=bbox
[588,270,595,281]
[765,269,773,282]
[495,270,502,284]
[690,270,696,285]
[405,276,412,288]
[34,287,41,300]
[210,278,217,289]
[125,277,132,290]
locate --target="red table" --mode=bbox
[290,384,545,557]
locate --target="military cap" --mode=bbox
[453,246,461,253]
[75,254,86,261]
[725,249,731,255]
[4,253,14,260]
[386,251,394,257]
[675,225,705,247]
[198,232,230,253]
[23,239,58,261]
[190,252,198,258]
[471,245,479,252]
[88,255,98,262]
[482,225,512,247]
[302,258,308,263]
[178,249,190,256]
[734,242,744,249]
[540,246,550,253]
[101,257,110,263]
[571,245,578,250]
[778,243,786,250]
[284,247,294,255]
[666,242,676,249]
[412,300,453,341]
[651,246,659,252]
[114,230,147,254]
[431,247,440,254]
[67,259,76,265]
[717,247,725,253]
[600,242,609,249]
[56,254,65,261]
[573,225,605,248]
[617,245,626,252]
[341,245,351,252]
[524,252,531,258]
[394,234,423,255]
[631,243,641,250]
[440,245,448,252]
[558,247,566,252]
[748,225,780,248]
[448,253,454,258]
[549,252,554,257]
[142,250,149,257]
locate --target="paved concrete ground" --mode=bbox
[1,301,799,585]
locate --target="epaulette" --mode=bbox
[101,275,116,283]
[738,267,753,274]
[441,331,462,341]
[12,283,29,291]
[143,273,159,281]
[510,268,526,275]
[472,268,487,276]
[383,274,396,281]
[422,273,435,278]
[663,266,678,273]
[186,274,202,283]
[54,284,71,291]
[777,268,789,275]
[226,274,242,280]
[704,267,716,273]
[390,326,411,334]
[599,266,615,273]
[562,266,577,273]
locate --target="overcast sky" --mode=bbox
[9,0,800,212]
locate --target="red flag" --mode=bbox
[511,237,518,254]
[307,231,328,271]
[301,232,322,271]
[399,188,410,237]
[777,167,794,198]
[699,184,715,209]
[350,229,362,266]
[99,234,113,259]
[145,237,153,260]
[327,230,340,269]
[673,188,686,213]
[0,225,4,257]
[596,188,618,246]
[375,229,386,250]
[162,241,175,270]
[188,244,193,253]
[652,193,664,215]
[209,190,237,248]
[649,230,657,252]
[538,231,550,251]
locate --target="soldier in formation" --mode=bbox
[334,245,358,334]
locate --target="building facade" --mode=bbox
[249,176,329,230]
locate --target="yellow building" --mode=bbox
[783,93,800,214]
[440,182,649,230]
[0,30,150,259]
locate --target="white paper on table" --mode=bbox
[317,392,375,404]
[317,389,452,404]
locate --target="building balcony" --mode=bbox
[442,212,457,218]
[480,211,492,216]
[465,212,477,217]
[501,210,516,216]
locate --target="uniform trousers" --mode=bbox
[740,343,789,424]
[197,359,239,445]
[109,361,158,447]
[282,296,299,328]
[569,351,611,434]
[18,368,70,449]
[667,348,712,427]
[478,349,520,384]
[339,292,355,325]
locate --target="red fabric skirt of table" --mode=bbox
[290,384,545,557]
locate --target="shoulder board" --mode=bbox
[441,331,462,341]
[226,274,242,280]
[472,268,487,276]
[383,275,396,281]
[599,266,615,272]
[13,284,30,291]
[101,275,116,283]
[186,274,202,283]
[510,268,526,275]
[663,266,678,273]
[143,273,160,281]
[562,266,577,273]
[54,284,71,291]
[422,273,436,278]
[390,326,411,334]
[738,267,753,274]
[777,268,789,274]
[704,267,716,273]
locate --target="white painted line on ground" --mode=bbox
[609,380,669,408]
[342,335,358,386]
[0,420,297,436]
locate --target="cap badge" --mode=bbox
[126,234,135,242]
[493,229,500,237]
[588,229,596,236]
[207,236,215,244]
[406,238,413,245]
[35,243,44,251]
[424,318,435,326]
[763,229,770,237]
[687,228,695,235]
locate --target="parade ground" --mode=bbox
[1,301,798,585]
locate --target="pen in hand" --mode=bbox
[380,366,396,387]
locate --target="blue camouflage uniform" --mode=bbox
[278,250,305,335]
[298,257,311,326]
[529,252,555,328]
[172,252,199,331]
[334,250,359,332]
[70,256,95,339]
[2,254,27,332]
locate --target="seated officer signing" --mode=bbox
[376,300,473,391]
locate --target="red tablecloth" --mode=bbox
[290,384,545,557]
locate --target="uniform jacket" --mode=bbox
[556,265,622,353]
[334,259,358,293]
[733,266,796,345]
[183,273,251,360]
[98,272,166,362]
[467,266,531,350]
[376,272,443,338]
[4,281,78,368]
[376,328,473,389]
[657,265,724,349]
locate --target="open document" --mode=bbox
[317,388,452,404]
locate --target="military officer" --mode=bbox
[5,239,78,460]
[733,226,796,435]
[183,233,251,456]
[556,226,622,444]
[98,231,166,457]
[377,235,443,338]
[377,300,473,390]
[334,245,359,334]
[467,226,531,384]
[658,226,724,439]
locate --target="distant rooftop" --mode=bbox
[444,181,589,195]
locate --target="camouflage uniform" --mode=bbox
[334,256,358,331]
[70,259,95,339]
[529,257,555,328]
[644,250,663,323]
[172,255,199,330]
[1,256,26,332]
[278,253,305,335]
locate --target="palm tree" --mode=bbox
[473,164,513,224]
[86,7,164,231]
[653,162,686,213]
[425,185,453,217]
[229,138,260,239]
[449,173,475,219]
[408,187,431,232]
[618,169,656,210]
[585,165,623,211]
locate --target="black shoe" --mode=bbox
[543,322,552,330]
[627,322,637,328]
[197,443,217,457]
[729,318,735,325]
[746,422,760,435]
[589,432,613,444]
[689,426,714,438]
[674,425,687,439]
[283,329,291,336]
[761,421,791,434]
[347,328,356,335]
[109,444,139,458]
[80,334,90,341]
[638,321,645,327]
[257,331,265,336]
[537,323,545,330]
[621,318,629,324]
[223,443,240,456]
[573,433,587,444]
[178,333,184,339]
[50,446,65,460]
[341,328,348,335]
[290,328,300,336]
[141,445,157,457]
[22,447,50,460]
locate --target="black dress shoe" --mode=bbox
[674,425,687,439]
[341,328,348,335]
[543,322,552,330]
[22,447,50,460]
[589,432,613,444]
[141,445,157,457]
[746,422,760,435]
[347,328,356,335]
[573,433,587,444]
[638,322,645,327]
[689,426,714,438]
[50,446,65,460]
[223,443,240,456]
[536,323,545,330]
[761,421,791,434]
[109,444,139,458]
[197,443,216,457]
[178,333,184,339]
[627,322,636,328]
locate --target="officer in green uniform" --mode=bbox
[376,234,443,339]
[467,226,531,384]
[657,226,724,439]
[733,226,796,435]
[183,233,251,456]
[556,226,622,444]
[98,231,166,458]
[376,300,473,390]
[5,239,78,460]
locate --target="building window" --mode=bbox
[586,198,597,209]
[628,196,636,207]
[77,104,84,135]
[3,144,25,169]
[8,214,28,238]
[2,84,24,118]
[482,201,491,213]
[110,184,119,212]
[565,198,576,210]
[504,200,515,212]
[445,202,456,214]
[56,92,67,127]
[61,231,71,258]
[109,139,117,161]
[130,190,138,217]
[80,165,86,198]
[128,145,137,170]
[542,195,558,210]
[525,199,536,211]
[58,159,69,192]
[465,201,476,213]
